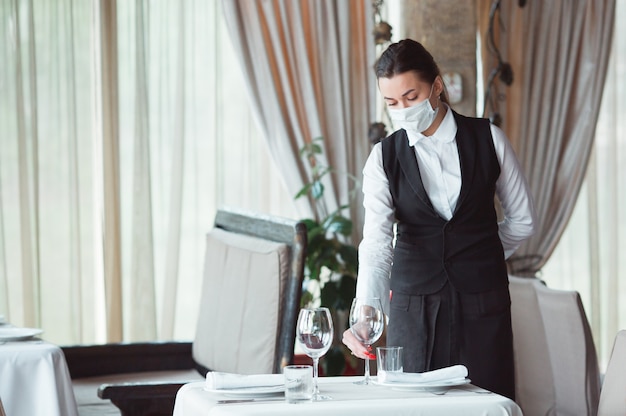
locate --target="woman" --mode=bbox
[342,39,535,400]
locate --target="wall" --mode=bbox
[392,0,478,116]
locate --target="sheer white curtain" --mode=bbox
[543,0,626,367]
[0,0,295,345]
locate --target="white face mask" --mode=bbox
[388,84,438,138]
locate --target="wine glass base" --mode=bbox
[313,393,333,401]
[353,378,371,385]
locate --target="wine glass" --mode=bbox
[296,307,334,401]
[349,297,384,385]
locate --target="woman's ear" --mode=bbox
[434,76,445,98]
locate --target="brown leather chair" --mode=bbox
[63,208,307,416]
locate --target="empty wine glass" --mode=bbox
[296,307,334,401]
[349,297,384,385]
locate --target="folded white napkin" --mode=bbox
[378,364,468,384]
[205,372,284,390]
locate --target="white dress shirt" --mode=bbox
[356,105,536,314]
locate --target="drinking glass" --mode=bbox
[349,297,384,385]
[296,307,334,401]
[376,346,403,378]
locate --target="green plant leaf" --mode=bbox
[294,184,312,200]
[300,289,314,308]
[301,218,320,231]
[311,181,324,200]
[338,244,358,274]
[322,215,352,236]
[310,142,323,154]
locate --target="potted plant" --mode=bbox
[295,138,361,376]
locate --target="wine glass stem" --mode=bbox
[313,357,320,395]
[364,354,370,383]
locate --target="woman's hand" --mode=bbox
[342,328,376,360]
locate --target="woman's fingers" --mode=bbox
[342,329,376,359]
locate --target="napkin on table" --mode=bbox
[378,364,468,384]
[205,372,284,390]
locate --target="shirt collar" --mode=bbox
[407,103,457,147]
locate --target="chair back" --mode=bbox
[597,330,626,416]
[509,275,556,416]
[535,280,601,416]
[509,275,601,416]
[192,208,306,375]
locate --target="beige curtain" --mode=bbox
[543,0,626,367]
[98,0,124,342]
[0,0,295,345]
[221,0,376,239]
[478,0,615,275]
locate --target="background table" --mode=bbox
[173,376,523,416]
[0,339,78,416]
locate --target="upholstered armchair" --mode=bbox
[63,208,307,416]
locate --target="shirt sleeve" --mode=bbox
[355,143,395,315]
[491,124,537,259]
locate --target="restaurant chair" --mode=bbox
[508,275,555,416]
[63,208,307,416]
[508,275,601,416]
[597,330,626,416]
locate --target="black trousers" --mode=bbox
[387,282,515,400]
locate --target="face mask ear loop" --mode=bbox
[428,82,439,110]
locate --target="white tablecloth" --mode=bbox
[173,377,523,416]
[0,340,78,416]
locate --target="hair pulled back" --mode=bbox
[375,39,449,104]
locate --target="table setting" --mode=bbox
[0,316,79,416]
[173,370,522,416]
[173,303,523,416]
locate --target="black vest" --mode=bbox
[381,111,507,295]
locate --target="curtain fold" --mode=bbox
[64,0,84,341]
[479,0,615,275]
[97,0,124,342]
[7,0,42,328]
[130,0,157,341]
[221,0,375,238]
[160,0,186,340]
[543,1,626,364]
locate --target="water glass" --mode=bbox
[377,346,403,376]
[284,365,313,403]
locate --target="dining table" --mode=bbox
[173,376,523,416]
[0,324,79,416]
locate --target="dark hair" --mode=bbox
[375,39,449,104]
